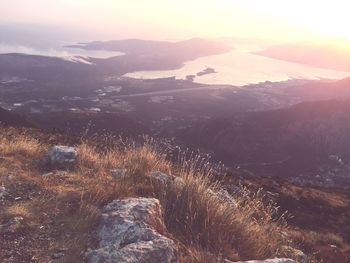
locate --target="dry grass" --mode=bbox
[0,129,45,158]
[157,167,289,261]
[0,127,293,262]
[289,229,350,263]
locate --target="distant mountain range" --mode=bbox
[68,38,232,58]
[0,38,232,77]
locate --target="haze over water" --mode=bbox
[126,46,350,86]
[0,43,123,59]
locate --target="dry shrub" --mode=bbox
[153,156,289,261]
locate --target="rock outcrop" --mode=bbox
[46,146,77,166]
[85,198,178,263]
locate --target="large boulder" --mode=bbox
[46,146,77,166]
[86,198,178,263]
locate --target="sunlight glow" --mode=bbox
[1,0,350,43]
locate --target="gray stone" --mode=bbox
[149,171,174,184]
[52,252,65,259]
[42,171,68,177]
[282,246,307,263]
[86,198,178,263]
[47,146,77,166]
[0,174,14,182]
[56,170,68,177]
[0,216,24,231]
[11,216,24,224]
[42,172,54,177]
[110,169,127,179]
[0,186,6,199]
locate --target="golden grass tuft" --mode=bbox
[5,203,32,218]
[0,131,45,158]
[154,162,289,261]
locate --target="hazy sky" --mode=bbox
[1,0,350,44]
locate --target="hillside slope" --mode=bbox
[0,126,349,262]
[0,126,294,262]
[179,99,350,186]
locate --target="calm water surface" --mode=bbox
[126,47,350,86]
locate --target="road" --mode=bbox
[113,85,238,98]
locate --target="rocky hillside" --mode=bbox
[0,126,349,262]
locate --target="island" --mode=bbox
[196,67,217,76]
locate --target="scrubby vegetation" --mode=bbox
[1,126,344,262]
[0,127,289,262]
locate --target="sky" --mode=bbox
[1,0,350,46]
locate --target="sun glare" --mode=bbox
[1,0,350,43]
[224,0,350,42]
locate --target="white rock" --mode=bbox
[47,146,77,166]
[86,198,178,263]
